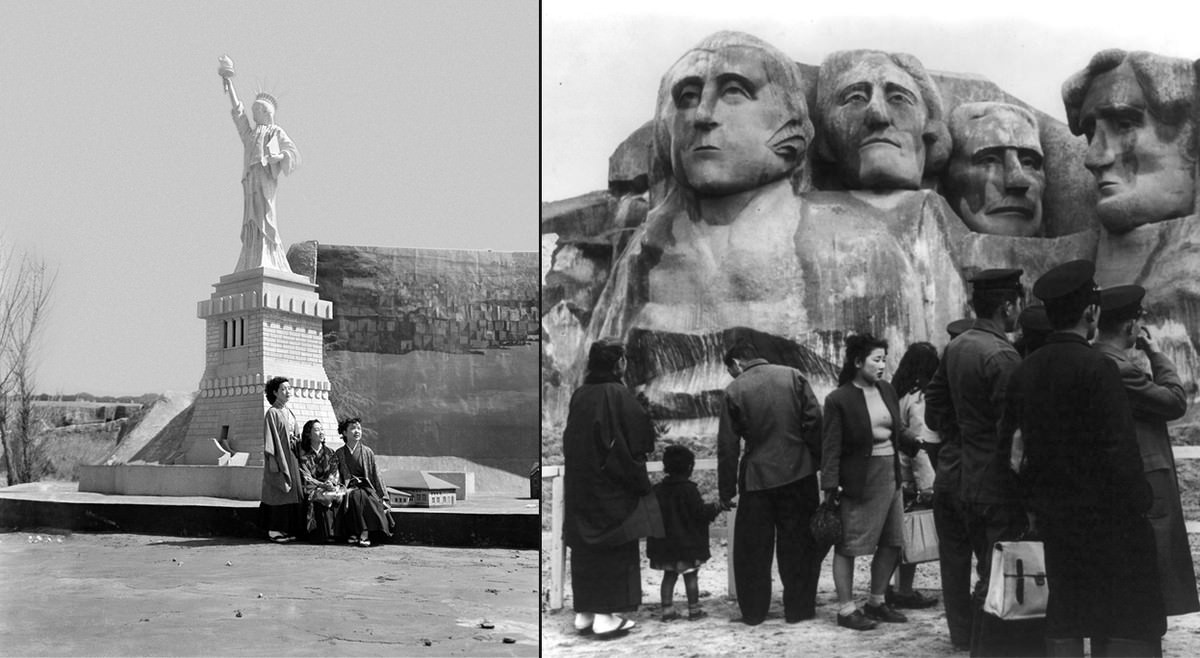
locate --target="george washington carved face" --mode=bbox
[657,32,811,197]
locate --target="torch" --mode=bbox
[218,55,235,92]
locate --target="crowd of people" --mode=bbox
[258,376,395,547]
[560,261,1197,657]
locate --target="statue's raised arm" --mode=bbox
[217,55,300,273]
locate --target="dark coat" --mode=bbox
[1000,332,1164,639]
[1095,342,1199,615]
[717,360,822,501]
[820,380,910,499]
[563,372,660,549]
[925,318,1022,504]
[646,476,721,563]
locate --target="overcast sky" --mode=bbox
[543,0,1200,203]
[1,0,537,396]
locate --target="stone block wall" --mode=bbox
[294,245,540,479]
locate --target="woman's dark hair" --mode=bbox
[837,333,889,387]
[338,417,363,436]
[891,342,939,396]
[662,444,695,478]
[264,376,290,404]
[586,338,625,376]
[301,419,322,453]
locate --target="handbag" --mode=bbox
[983,540,1048,620]
[899,508,939,564]
[809,498,842,548]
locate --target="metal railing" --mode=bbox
[544,447,1200,611]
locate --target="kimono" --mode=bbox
[336,442,394,539]
[259,405,303,535]
[298,444,343,541]
[562,370,660,614]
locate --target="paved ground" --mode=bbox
[541,532,1200,657]
[0,529,538,656]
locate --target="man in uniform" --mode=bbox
[1095,285,1198,619]
[929,319,972,650]
[925,269,1030,655]
[1001,261,1165,657]
[718,340,823,626]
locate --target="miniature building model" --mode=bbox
[387,471,459,507]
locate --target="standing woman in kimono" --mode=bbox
[260,377,303,543]
[336,418,394,547]
[297,419,344,543]
[562,338,661,637]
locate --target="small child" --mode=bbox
[647,444,723,622]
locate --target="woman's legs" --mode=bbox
[897,561,917,594]
[833,552,856,612]
[870,545,900,596]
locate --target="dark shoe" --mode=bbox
[785,610,816,624]
[736,616,765,626]
[863,602,908,623]
[837,609,878,631]
[889,590,939,609]
[661,609,680,622]
[687,609,707,621]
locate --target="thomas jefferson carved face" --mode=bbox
[1079,61,1194,232]
[662,43,805,196]
[822,53,928,190]
[946,104,1045,237]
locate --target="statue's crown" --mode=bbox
[254,92,278,111]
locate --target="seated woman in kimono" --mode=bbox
[297,419,345,542]
[335,417,395,546]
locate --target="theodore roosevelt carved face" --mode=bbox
[945,102,1046,237]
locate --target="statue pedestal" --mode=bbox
[181,267,338,465]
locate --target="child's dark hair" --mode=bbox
[662,444,695,477]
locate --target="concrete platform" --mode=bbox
[0,482,538,549]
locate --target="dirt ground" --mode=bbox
[0,529,538,656]
[540,531,1200,657]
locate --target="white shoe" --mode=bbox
[592,613,636,635]
[574,612,594,632]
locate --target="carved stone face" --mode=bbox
[823,53,928,189]
[664,46,799,196]
[946,108,1045,237]
[1080,61,1194,232]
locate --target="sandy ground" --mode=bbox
[540,531,1200,657]
[0,529,538,656]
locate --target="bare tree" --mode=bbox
[0,247,54,485]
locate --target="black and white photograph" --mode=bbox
[541,1,1200,655]
[0,1,539,655]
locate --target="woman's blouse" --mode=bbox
[899,390,941,444]
[861,384,895,457]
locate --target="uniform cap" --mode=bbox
[946,318,974,339]
[1099,284,1146,323]
[968,268,1024,292]
[1032,260,1096,302]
